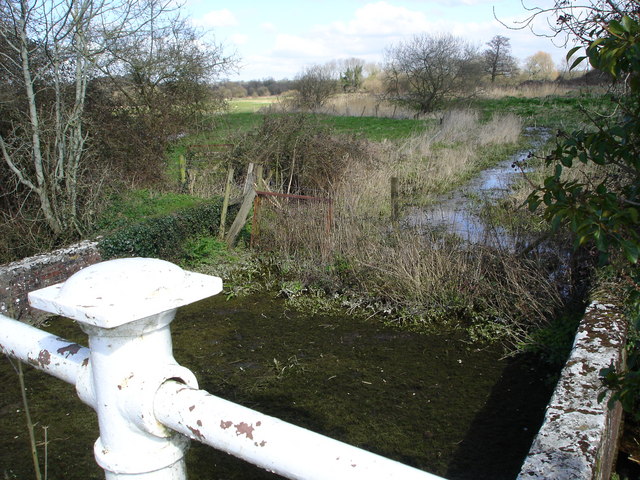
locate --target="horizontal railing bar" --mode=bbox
[155,380,445,480]
[0,312,447,479]
[0,314,89,385]
[255,190,331,202]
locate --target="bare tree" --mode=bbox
[292,64,338,110]
[0,0,162,236]
[0,0,233,239]
[483,35,519,83]
[92,14,236,176]
[384,33,482,113]
[524,51,558,80]
[100,16,234,113]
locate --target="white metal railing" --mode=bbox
[0,257,446,480]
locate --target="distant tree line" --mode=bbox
[215,78,296,98]
[217,36,587,113]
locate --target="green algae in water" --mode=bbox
[0,293,556,480]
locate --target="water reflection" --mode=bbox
[405,130,550,249]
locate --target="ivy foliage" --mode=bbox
[527,15,640,267]
[98,198,235,260]
[528,15,640,417]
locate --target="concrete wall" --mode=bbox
[0,241,101,322]
[518,297,627,480]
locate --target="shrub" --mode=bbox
[98,198,236,260]
[226,113,374,195]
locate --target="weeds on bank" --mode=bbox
[96,189,205,231]
[244,110,569,347]
[115,103,579,348]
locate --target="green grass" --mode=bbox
[470,92,612,130]
[319,115,433,141]
[229,97,278,113]
[199,112,431,143]
[175,113,263,149]
[179,92,611,155]
[166,112,264,180]
[95,189,206,232]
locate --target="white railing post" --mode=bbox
[4,256,450,480]
[27,258,223,479]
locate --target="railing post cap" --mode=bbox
[28,257,222,328]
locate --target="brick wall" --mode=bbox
[0,240,102,323]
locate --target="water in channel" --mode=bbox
[0,292,558,480]
[405,128,551,249]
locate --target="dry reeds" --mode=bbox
[307,93,420,119]
[251,110,565,345]
[481,83,579,99]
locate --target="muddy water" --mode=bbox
[1,292,557,480]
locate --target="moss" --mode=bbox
[0,292,560,480]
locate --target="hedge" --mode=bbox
[98,198,237,260]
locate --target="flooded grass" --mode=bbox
[1,292,559,480]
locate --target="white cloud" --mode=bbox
[273,34,332,59]
[261,22,277,33]
[230,34,249,46]
[329,2,432,37]
[193,9,238,28]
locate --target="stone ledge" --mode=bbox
[518,299,627,480]
[0,240,101,322]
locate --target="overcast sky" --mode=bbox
[185,0,576,81]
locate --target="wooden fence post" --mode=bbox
[218,165,235,240]
[179,154,187,190]
[226,164,263,247]
[391,176,399,223]
[243,163,255,195]
[250,195,262,248]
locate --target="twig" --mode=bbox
[17,362,42,480]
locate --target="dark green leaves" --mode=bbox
[98,199,233,260]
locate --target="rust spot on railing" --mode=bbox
[37,349,51,367]
[234,422,255,440]
[188,426,205,440]
[57,343,82,357]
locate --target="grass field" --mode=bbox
[213,91,610,145]
[161,91,611,188]
[469,92,611,129]
[320,115,433,141]
[229,97,279,113]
